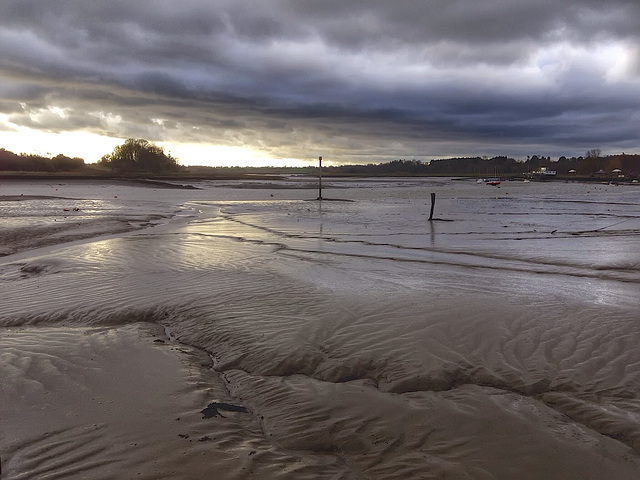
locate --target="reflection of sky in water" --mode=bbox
[216,182,640,292]
[2,179,639,287]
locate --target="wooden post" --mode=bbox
[428,192,436,221]
[317,156,323,200]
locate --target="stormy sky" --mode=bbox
[1,0,639,166]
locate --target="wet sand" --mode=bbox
[0,324,253,479]
[2,178,640,479]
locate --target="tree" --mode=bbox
[52,154,84,171]
[0,148,21,170]
[99,138,180,173]
[581,149,604,175]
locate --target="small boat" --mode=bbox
[485,178,501,186]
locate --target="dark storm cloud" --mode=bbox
[1,0,639,163]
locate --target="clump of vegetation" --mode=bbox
[99,138,181,173]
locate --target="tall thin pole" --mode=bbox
[428,192,436,220]
[318,156,323,200]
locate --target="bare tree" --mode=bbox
[586,148,601,159]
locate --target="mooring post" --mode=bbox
[317,156,323,200]
[428,192,436,221]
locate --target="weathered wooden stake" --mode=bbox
[317,156,323,200]
[428,192,436,220]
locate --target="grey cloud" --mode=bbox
[1,0,639,163]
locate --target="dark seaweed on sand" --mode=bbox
[201,402,248,418]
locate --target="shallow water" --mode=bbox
[1,177,640,479]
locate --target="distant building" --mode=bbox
[532,166,556,176]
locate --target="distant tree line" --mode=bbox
[510,150,640,177]
[319,152,640,178]
[0,138,182,174]
[0,149,85,172]
[2,141,639,178]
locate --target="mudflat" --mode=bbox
[2,177,640,479]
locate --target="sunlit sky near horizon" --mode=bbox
[1,1,639,167]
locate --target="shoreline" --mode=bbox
[0,175,201,189]
[3,171,639,184]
